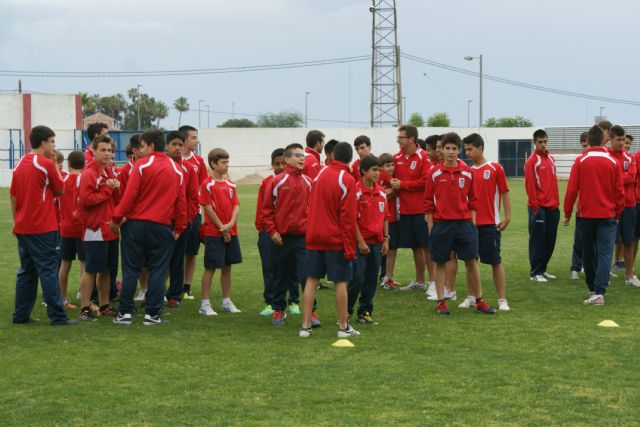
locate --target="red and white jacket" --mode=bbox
[608,148,637,208]
[378,169,398,223]
[183,151,209,185]
[262,165,312,236]
[59,173,83,238]
[350,158,361,182]
[564,147,624,219]
[302,147,322,179]
[524,149,559,210]
[424,160,477,222]
[306,161,357,260]
[470,161,509,226]
[117,158,134,192]
[177,157,200,224]
[356,181,389,245]
[393,147,432,215]
[255,173,275,232]
[77,161,120,241]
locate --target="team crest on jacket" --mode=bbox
[379,202,385,212]
[410,160,417,170]
[624,161,629,170]
[229,188,234,198]
[483,170,491,180]
[459,178,465,188]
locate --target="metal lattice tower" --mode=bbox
[370,0,402,127]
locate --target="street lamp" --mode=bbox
[198,99,204,128]
[205,104,210,128]
[137,84,142,130]
[464,55,483,127]
[467,99,473,128]
[305,92,310,128]
[599,106,606,119]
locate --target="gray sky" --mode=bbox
[1,0,638,129]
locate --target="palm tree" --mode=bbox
[79,92,98,116]
[152,101,169,128]
[173,97,190,126]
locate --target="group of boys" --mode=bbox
[526,121,639,305]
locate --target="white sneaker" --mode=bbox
[199,303,218,316]
[337,325,360,338]
[458,295,476,308]
[444,290,457,301]
[570,271,579,280]
[498,299,510,311]
[134,290,146,302]
[542,272,557,280]
[425,281,437,298]
[625,276,640,287]
[299,327,312,338]
[530,274,548,282]
[221,300,241,313]
[399,279,426,291]
[583,294,604,305]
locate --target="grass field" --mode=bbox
[1,180,640,426]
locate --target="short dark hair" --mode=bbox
[141,129,165,152]
[610,125,625,138]
[598,120,613,131]
[125,144,133,157]
[68,150,85,170]
[306,130,325,148]
[129,133,142,149]
[626,134,634,142]
[92,135,113,151]
[166,130,185,143]
[324,139,339,155]
[580,131,588,142]
[417,138,426,151]
[359,154,382,173]
[398,124,418,143]
[379,152,394,165]
[533,129,548,141]
[87,123,108,141]
[55,150,64,163]
[30,125,55,149]
[333,142,353,164]
[284,143,304,158]
[441,132,462,150]
[424,135,439,151]
[587,125,604,147]
[462,133,484,149]
[271,148,285,163]
[178,125,197,136]
[353,135,371,148]
[208,148,229,166]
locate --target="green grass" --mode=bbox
[1,181,640,426]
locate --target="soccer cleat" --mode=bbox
[199,304,218,316]
[613,260,625,270]
[272,310,285,326]
[530,274,548,282]
[425,281,437,298]
[542,272,557,280]
[221,300,241,313]
[79,309,97,322]
[498,299,510,311]
[458,295,476,308]
[143,314,168,325]
[583,294,604,305]
[167,298,180,308]
[98,305,117,318]
[64,300,78,310]
[182,290,195,300]
[112,312,132,325]
[476,299,497,314]
[134,290,147,302]
[259,305,274,316]
[299,327,312,338]
[311,312,321,328]
[436,301,450,315]
[400,279,426,291]
[338,325,360,338]
[380,277,400,290]
[625,276,640,287]
[570,270,580,280]
[288,303,301,315]
[444,290,457,301]
[357,311,376,324]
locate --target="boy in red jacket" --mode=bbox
[58,151,85,310]
[302,130,325,179]
[77,136,121,320]
[348,155,389,324]
[256,148,286,316]
[424,132,495,315]
[112,129,186,325]
[262,143,312,325]
[377,153,401,290]
[300,142,359,338]
[199,148,242,316]
[350,135,372,182]
[564,125,624,305]
[524,129,560,282]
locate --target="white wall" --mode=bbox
[0,94,23,129]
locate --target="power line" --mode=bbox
[183,108,370,125]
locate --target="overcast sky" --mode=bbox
[0,0,638,129]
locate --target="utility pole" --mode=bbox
[137,84,142,130]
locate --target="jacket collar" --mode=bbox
[330,160,351,173]
[285,164,302,175]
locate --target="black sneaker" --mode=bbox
[79,309,97,322]
[357,311,377,324]
[143,314,168,326]
[113,312,132,325]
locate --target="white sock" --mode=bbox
[201,299,210,307]
[222,298,231,305]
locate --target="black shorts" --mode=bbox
[388,221,399,250]
[185,213,202,256]
[204,236,242,269]
[84,240,118,273]
[634,204,640,239]
[304,249,353,282]
[429,220,478,264]
[60,237,85,261]
[617,207,636,245]
[398,214,429,248]
[477,224,502,266]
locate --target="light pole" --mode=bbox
[305,91,310,128]
[198,99,204,128]
[137,84,142,130]
[402,96,406,123]
[464,54,483,127]
[205,104,210,128]
[232,102,235,119]
[599,106,606,119]
[467,100,473,128]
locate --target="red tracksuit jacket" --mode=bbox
[424,160,477,222]
[356,181,389,244]
[302,147,322,179]
[306,161,357,260]
[178,157,200,224]
[77,161,120,241]
[608,148,637,208]
[393,147,432,215]
[255,174,275,231]
[524,149,559,210]
[262,165,312,236]
[564,147,624,219]
[59,173,83,238]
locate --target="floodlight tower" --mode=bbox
[369,0,402,127]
